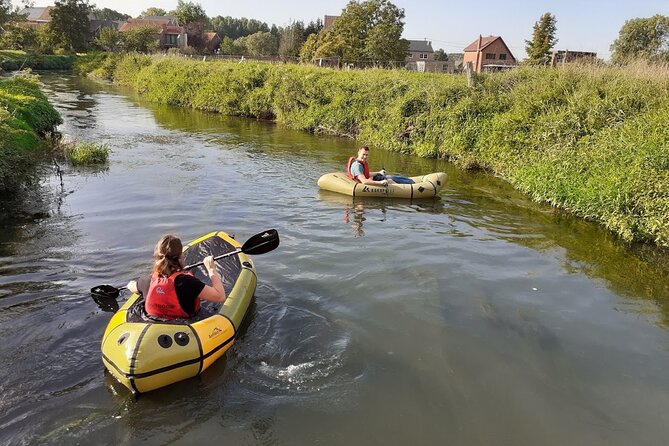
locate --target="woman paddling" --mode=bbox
[127,234,226,320]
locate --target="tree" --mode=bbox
[433,48,448,61]
[525,12,558,65]
[0,0,11,28]
[171,0,207,27]
[610,15,669,64]
[303,18,323,39]
[0,25,38,51]
[236,31,277,56]
[307,0,409,65]
[49,0,92,52]
[209,16,270,40]
[140,7,167,17]
[93,7,130,21]
[95,26,120,51]
[278,20,306,60]
[122,25,159,53]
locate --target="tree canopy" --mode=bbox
[93,7,130,21]
[171,0,207,26]
[0,0,11,28]
[525,12,558,65]
[610,15,669,64]
[122,25,159,53]
[49,0,92,52]
[237,31,277,56]
[140,7,167,17]
[302,0,408,65]
[209,16,269,39]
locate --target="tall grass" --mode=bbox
[60,141,110,165]
[92,55,669,246]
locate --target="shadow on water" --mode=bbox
[443,167,669,326]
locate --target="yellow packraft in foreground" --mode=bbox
[101,231,258,394]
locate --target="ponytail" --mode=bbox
[152,235,183,277]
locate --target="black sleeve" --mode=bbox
[136,275,151,296]
[174,274,206,316]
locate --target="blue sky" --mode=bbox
[21,0,669,60]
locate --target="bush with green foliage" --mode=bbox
[0,50,75,71]
[84,55,669,246]
[0,74,62,194]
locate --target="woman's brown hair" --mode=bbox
[152,235,183,277]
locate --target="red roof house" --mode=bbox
[463,35,516,73]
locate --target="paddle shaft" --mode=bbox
[183,248,242,270]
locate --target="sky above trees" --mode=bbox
[14,0,669,59]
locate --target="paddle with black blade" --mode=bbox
[90,229,279,302]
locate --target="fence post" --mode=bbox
[465,61,476,87]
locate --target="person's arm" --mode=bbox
[198,255,226,303]
[357,174,389,186]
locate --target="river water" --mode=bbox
[1,72,669,445]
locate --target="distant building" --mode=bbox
[324,15,339,30]
[202,32,222,54]
[89,19,122,39]
[405,40,455,73]
[463,35,517,73]
[118,17,187,49]
[550,50,597,66]
[406,39,434,62]
[17,6,53,28]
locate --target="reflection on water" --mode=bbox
[318,191,446,238]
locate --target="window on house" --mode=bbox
[407,53,413,58]
[166,34,177,45]
[442,64,449,71]
[419,53,428,59]
[485,53,495,60]
[499,53,507,60]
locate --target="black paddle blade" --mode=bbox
[241,229,280,255]
[91,284,121,299]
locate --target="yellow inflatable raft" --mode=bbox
[101,231,257,394]
[317,172,447,198]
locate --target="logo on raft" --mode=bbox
[209,327,222,338]
[362,186,389,193]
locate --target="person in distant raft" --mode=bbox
[126,235,226,320]
[346,146,414,186]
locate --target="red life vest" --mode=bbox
[346,156,370,182]
[145,271,200,319]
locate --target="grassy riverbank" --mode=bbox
[0,50,75,71]
[0,74,62,194]
[81,54,669,247]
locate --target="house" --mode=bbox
[118,17,186,49]
[405,40,454,73]
[17,6,53,28]
[89,19,121,39]
[463,35,516,73]
[406,39,434,62]
[550,50,597,66]
[202,32,221,54]
[324,15,339,30]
